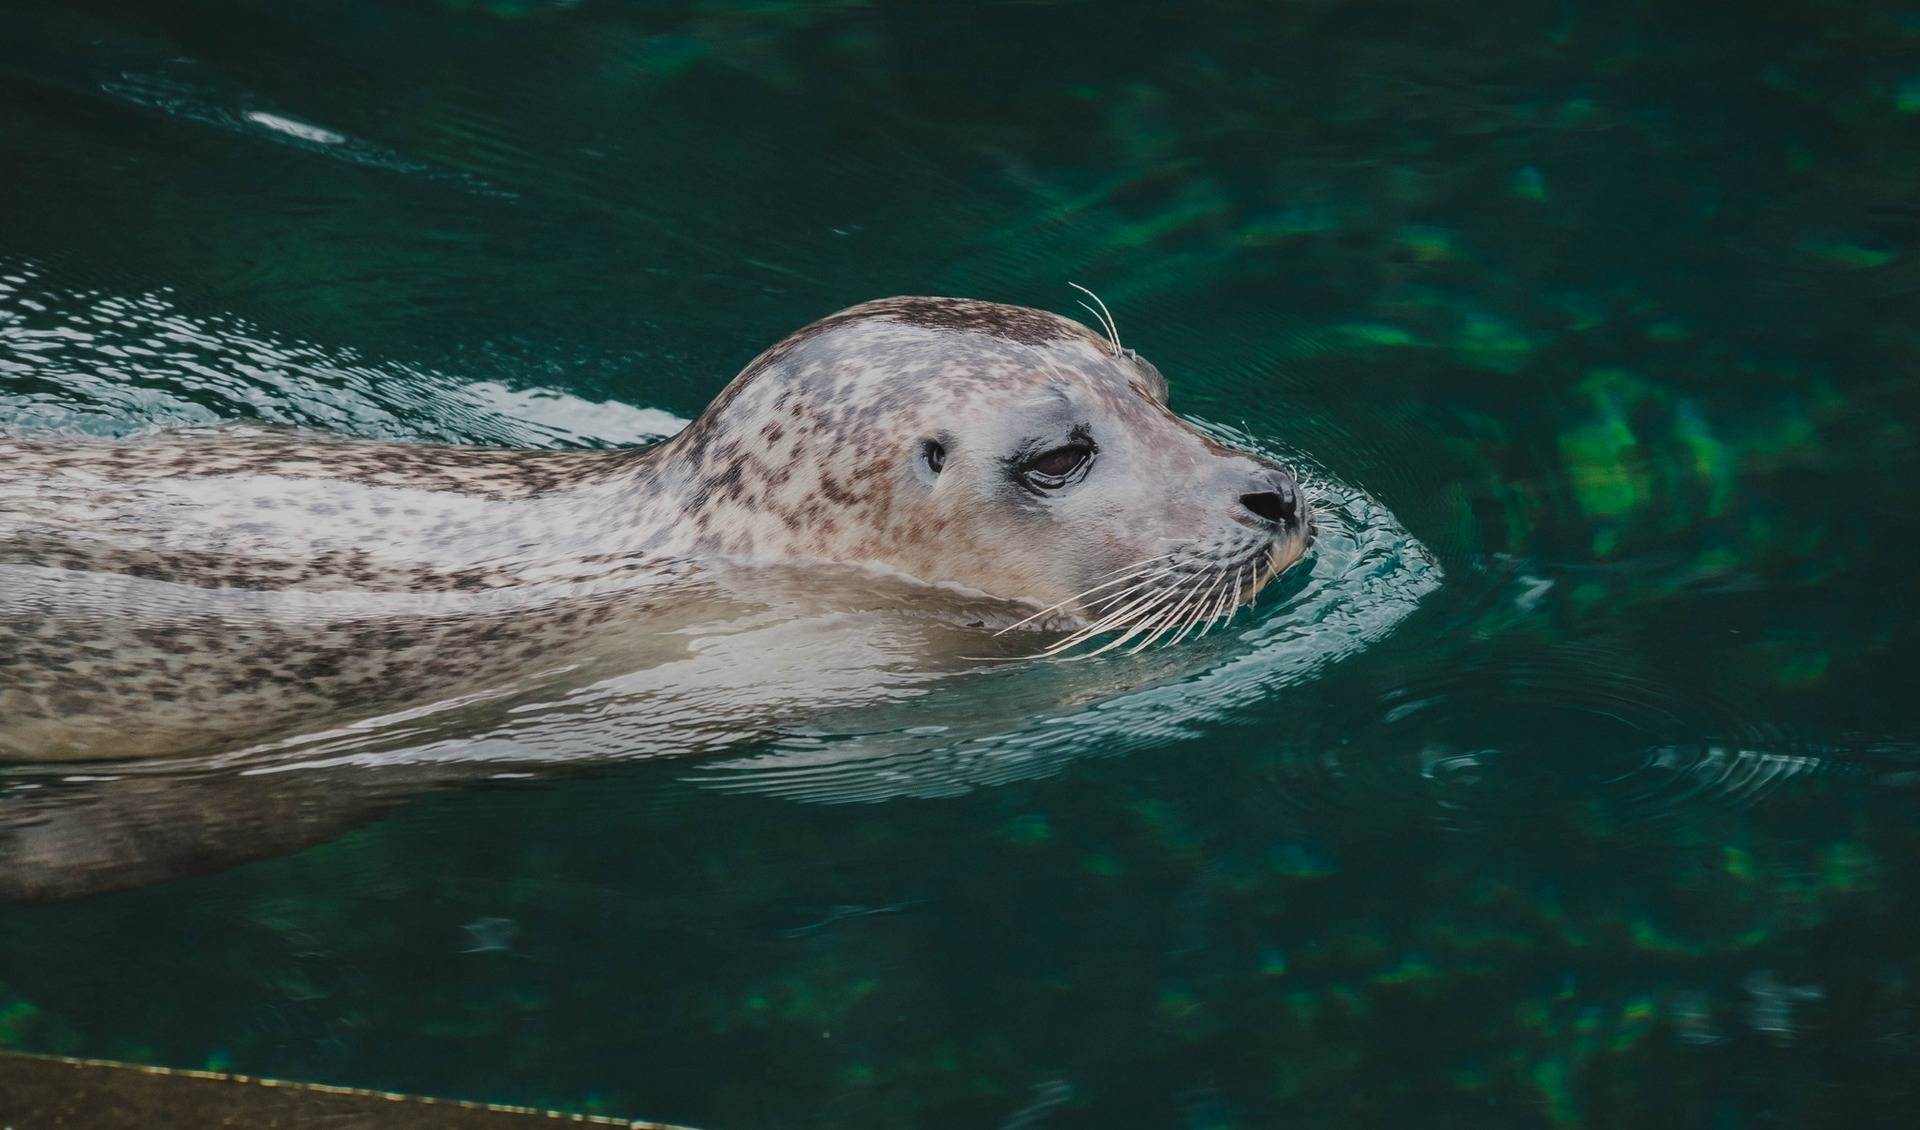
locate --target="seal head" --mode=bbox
[660,296,1312,648]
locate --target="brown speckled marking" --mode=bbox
[0,297,1308,762]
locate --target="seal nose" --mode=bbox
[1238,474,1299,528]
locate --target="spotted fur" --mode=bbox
[0,297,1308,761]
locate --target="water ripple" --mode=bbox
[99,59,511,197]
[0,260,684,446]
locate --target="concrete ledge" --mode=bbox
[0,1051,698,1129]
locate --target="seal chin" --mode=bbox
[1254,539,1303,596]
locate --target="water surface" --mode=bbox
[2,1,1918,1126]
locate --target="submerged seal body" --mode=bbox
[0,297,1310,762]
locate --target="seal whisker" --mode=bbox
[1167,560,1228,633]
[1021,609,1124,660]
[1217,565,1244,629]
[1220,564,1245,621]
[1141,572,1203,652]
[1076,301,1113,349]
[1186,568,1234,638]
[994,554,1179,636]
[1122,595,1184,655]
[1081,581,1169,634]
[1038,582,1177,657]
[1100,571,1196,626]
[1194,595,1223,639]
[1032,570,1192,659]
[1061,588,1187,660]
[1166,598,1204,645]
[1196,566,1238,639]
[998,560,1175,640]
[1067,282,1121,356]
[1105,561,1224,658]
[1164,570,1227,648]
[1130,576,1207,654]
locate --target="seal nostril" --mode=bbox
[1239,488,1296,527]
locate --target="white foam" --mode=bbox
[244,111,345,145]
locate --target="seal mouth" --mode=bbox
[994,521,1313,660]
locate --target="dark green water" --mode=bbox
[3,1,1919,1126]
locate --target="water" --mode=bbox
[1,0,1917,1125]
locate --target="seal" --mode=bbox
[0,296,1310,762]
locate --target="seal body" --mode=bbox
[0,297,1310,761]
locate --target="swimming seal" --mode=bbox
[0,296,1311,762]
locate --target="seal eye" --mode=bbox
[1020,442,1094,491]
[920,439,946,475]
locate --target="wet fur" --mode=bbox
[1,298,1305,761]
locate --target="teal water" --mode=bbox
[2,1,1919,1126]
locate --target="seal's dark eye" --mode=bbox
[1029,447,1083,477]
[1020,442,1094,491]
[920,439,945,475]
